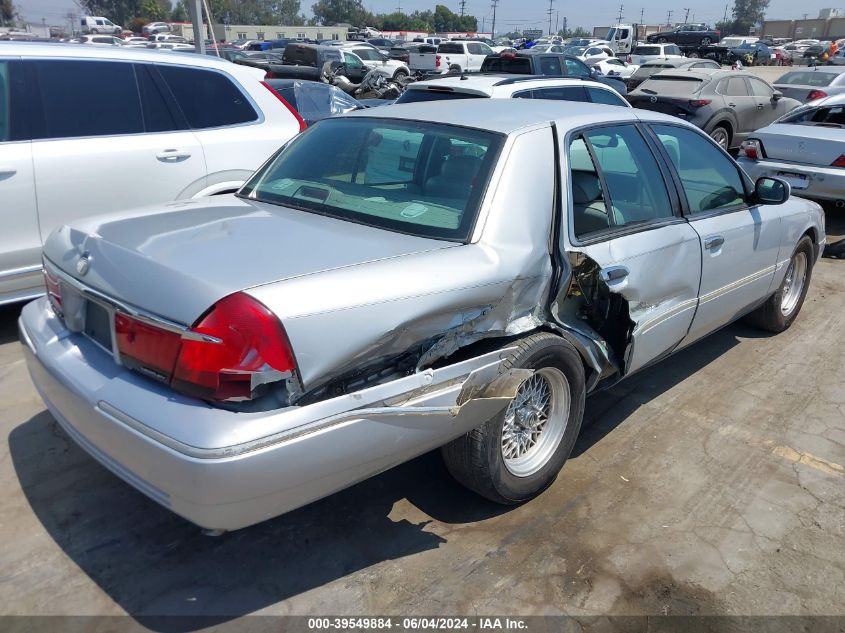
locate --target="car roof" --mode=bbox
[652,69,737,80]
[405,74,598,95]
[344,98,681,134]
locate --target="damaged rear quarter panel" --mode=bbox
[246,126,558,394]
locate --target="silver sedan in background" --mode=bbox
[20,101,825,533]
[738,93,845,205]
[773,67,845,102]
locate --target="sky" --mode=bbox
[15,0,841,34]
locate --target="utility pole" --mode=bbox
[640,7,644,25]
[723,4,728,23]
[555,10,559,33]
[459,0,466,17]
[562,16,567,35]
[666,10,673,27]
[616,4,624,24]
[491,0,498,39]
[548,0,554,35]
[683,7,690,23]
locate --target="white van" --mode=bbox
[80,16,122,35]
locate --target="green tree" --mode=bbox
[311,0,373,26]
[726,0,770,36]
[1,0,17,27]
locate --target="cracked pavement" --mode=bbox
[0,210,843,626]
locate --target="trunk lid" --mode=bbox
[43,196,453,326]
[754,124,845,166]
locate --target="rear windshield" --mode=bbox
[481,56,532,73]
[395,88,485,104]
[634,46,661,55]
[633,63,674,78]
[775,71,837,87]
[637,76,704,94]
[239,118,504,241]
[778,104,845,126]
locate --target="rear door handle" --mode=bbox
[728,102,736,107]
[757,103,764,109]
[704,236,725,250]
[0,167,17,178]
[599,266,629,283]
[156,149,191,162]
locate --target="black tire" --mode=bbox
[709,124,731,149]
[745,236,814,333]
[701,37,712,46]
[393,69,409,79]
[441,332,586,505]
[448,64,462,74]
[688,51,700,58]
[658,37,668,43]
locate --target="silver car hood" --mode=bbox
[43,195,453,325]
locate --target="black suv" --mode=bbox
[480,53,627,94]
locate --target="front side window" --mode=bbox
[539,57,562,75]
[563,58,588,77]
[157,65,258,129]
[467,43,483,55]
[343,52,364,68]
[749,78,773,97]
[651,124,746,214]
[31,60,143,139]
[568,125,674,239]
[239,118,503,241]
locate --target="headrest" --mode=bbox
[571,170,602,204]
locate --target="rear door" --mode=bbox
[0,58,41,301]
[562,123,702,374]
[28,59,206,244]
[717,75,757,140]
[649,123,781,347]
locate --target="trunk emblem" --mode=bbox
[650,95,657,103]
[76,254,91,276]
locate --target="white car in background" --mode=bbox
[629,42,684,66]
[73,35,124,46]
[435,40,496,73]
[341,45,411,78]
[578,45,616,64]
[121,36,150,47]
[591,57,638,78]
[142,21,172,36]
[0,42,304,306]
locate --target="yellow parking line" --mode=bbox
[773,445,845,478]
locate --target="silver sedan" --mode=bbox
[20,100,825,532]
[738,93,845,205]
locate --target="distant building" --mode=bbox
[819,8,844,19]
[761,15,845,39]
[171,23,349,42]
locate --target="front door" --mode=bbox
[649,123,782,348]
[562,123,702,375]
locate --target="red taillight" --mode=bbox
[172,293,297,401]
[115,293,297,402]
[116,314,182,380]
[265,70,276,79]
[715,30,720,36]
[832,154,845,167]
[626,54,632,63]
[688,99,711,108]
[261,80,307,132]
[43,269,62,315]
[807,89,828,102]
[740,138,764,160]
[435,54,441,67]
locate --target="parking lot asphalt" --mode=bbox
[1,105,844,628]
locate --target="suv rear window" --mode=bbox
[634,46,661,55]
[481,56,532,73]
[638,76,704,94]
[157,65,258,129]
[395,88,484,104]
[240,118,504,241]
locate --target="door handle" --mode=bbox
[728,102,736,107]
[156,149,191,162]
[599,266,629,283]
[704,236,725,250]
[0,167,17,178]
[757,103,764,109]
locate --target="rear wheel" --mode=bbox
[448,64,462,73]
[701,37,712,46]
[441,333,586,505]
[709,125,731,149]
[393,68,409,79]
[658,36,668,43]
[688,51,700,58]
[745,236,814,332]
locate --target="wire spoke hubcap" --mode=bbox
[501,367,571,477]
[780,251,807,316]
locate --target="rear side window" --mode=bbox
[482,57,532,73]
[395,89,483,104]
[528,86,589,102]
[438,43,464,54]
[634,46,660,55]
[720,77,749,96]
[539,57,562,75]
[587,87,627,106]
[135,64,183,132]
[30,60,143,139]
[0,61,26,141]
[157,65,258,129]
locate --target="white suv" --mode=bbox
[396,75,631,107]
[0,43,304,305]
[629,43,685,66]
[341,45,410,78]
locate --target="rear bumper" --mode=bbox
[738,157,845,202]
[20,298,522,531]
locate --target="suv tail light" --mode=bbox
[261,80,307,132]
[44,268,63,316]
[831,154,845,168]
[435,54,441,67]
[807,89,828,101]
[740,138,764,160]
[688,99,711,108]
[715,30,720,36]
[116,293,298,402]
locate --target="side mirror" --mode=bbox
[772,90,783,101]
[755,177,790,205]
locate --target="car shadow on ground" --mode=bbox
[8,308,768,630]
[0,303,22,345]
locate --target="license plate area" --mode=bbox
[777,171,809,190]
[83,300,114,353]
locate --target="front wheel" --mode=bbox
[442,333,586,505]
[393,68,409,79]
[745,236,814,332]
[658,37,668,43]
[701,37,712,46]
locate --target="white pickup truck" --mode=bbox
[412,40,496,74]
